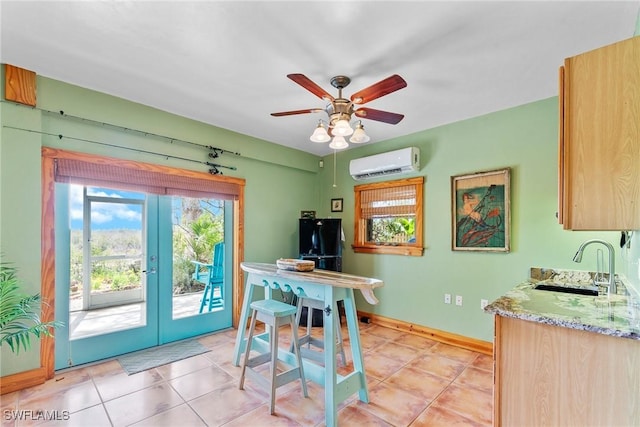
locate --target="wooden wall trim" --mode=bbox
[0,368,47,395]
[41,148,57,380]
[4,64,37,106]
[232,189,245,328]
[358,310,494,356]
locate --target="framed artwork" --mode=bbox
[331,198,343,212]
[300,210,316,219]
[451,168,511,252]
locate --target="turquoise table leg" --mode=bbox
[344,288,369,403]
[232,276,256,366]
[323,285,338,427]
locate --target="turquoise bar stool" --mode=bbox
[292,297,347,366]
[239,299,308,414]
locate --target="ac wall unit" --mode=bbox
[349,147,420,180]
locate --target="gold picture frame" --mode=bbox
[451,168,511,252]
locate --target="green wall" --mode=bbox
[0,73,622,377]
[0,75,320,376]
[317,97,619,342]
[0,99,44,374]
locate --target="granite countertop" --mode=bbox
[485,268,640,340]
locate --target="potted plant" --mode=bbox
[0,262,62,354]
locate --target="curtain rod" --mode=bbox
[3,125,236,175]
[0,100,241,157]
[44,108,241,157]
[1,100,319,174]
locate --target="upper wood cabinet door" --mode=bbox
[560,36,640,231]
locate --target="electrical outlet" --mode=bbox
[444,293,452,304]
[455,295,463,306]
[481,299,489,310]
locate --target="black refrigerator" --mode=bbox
[298,218,343,326]
[298,218,342,272]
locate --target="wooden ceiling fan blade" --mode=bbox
[355,108,404,124]
[355,107,404,124]
[271,108,323,117]
[287,74,335,102]
[350,74,407,104]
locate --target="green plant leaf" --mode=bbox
[0,262,63,354]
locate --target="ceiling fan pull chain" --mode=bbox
[333,150,337,188]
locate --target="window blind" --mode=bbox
[360,184,416,218]
[54,158,241,200]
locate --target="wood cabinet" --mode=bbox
[558,36,640,230]
[493,315,640,426]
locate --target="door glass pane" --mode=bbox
[171,197,225,319]
[87,200,144,308]
[69,185,148,339]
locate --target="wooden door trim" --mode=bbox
[39,147,245,380]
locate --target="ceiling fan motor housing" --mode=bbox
[326,98,354,127]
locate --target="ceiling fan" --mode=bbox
[271,74,407,149]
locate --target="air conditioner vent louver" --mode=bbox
[353,168,403,180]
[349,147,419,181]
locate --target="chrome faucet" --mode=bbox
[572,239,616,294]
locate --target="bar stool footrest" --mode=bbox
[245,352,271,368]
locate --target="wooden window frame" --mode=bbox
[352,176,424,256]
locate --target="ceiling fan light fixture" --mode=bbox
[271,74,407,151]
[349,121,370,143]
[332,119,353,136]
[329,136,349,150]
[310,121,331,142]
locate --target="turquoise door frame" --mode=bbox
[54,186,232,369]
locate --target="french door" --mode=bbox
[55,184,232,369]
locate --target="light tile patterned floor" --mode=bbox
[1,323,493,426]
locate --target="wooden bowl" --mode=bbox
[276,258,315,272]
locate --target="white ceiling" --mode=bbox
[1,1,639,156]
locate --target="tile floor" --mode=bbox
[1,322,493,426]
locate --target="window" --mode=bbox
[353,176,424,256]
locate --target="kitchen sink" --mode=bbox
[533,283,599,296]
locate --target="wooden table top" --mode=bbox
[241,262,383,305]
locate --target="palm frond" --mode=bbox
[0,262,63,354]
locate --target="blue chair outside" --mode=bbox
[191,242,224,313]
